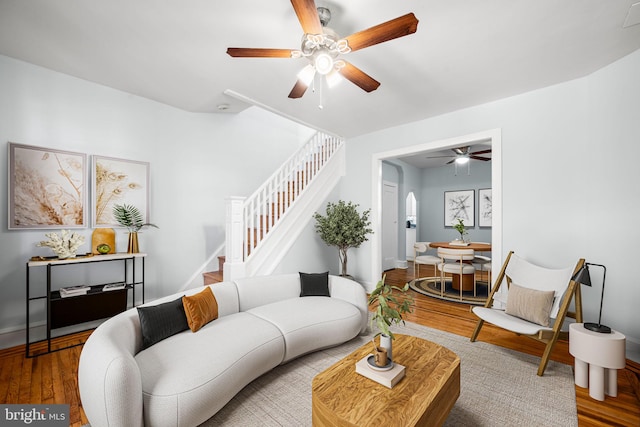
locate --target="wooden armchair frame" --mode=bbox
[470,251,585,376]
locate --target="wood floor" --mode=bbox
[385,264,640,427]
[1,264,638,426]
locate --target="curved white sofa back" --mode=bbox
[79,274,368,427]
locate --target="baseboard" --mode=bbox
[0,325,28,351]
[395,260,408,269]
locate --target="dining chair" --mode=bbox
[436,247,476,300]
[413,242,440,279]
[470,251,585,376]
[471,242,492,287]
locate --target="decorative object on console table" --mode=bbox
[313,200,372,277]
[92,227,116,254]
[36,229,86,259]
[571,262,611,333]
[59,285,90,298]
[112,204,158,253]
[368,274,413,362]
[103,282,126,291]
[128,232,139,253]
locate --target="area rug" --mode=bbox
[202,320,577,427]
[409,276,489,305]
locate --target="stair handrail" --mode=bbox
[241,131,344,259]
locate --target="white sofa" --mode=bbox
[78,273,368,427]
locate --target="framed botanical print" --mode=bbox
[92,156,150,227]
[8,143,87,229]
[479,188,492,227]
[444,189,475,227]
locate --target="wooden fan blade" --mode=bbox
[291,0,322,34]
[470,149,492,155]
[470,155,491,161]
[288,79,309,99]
[338,62,381,92]
[344,13,418,52]
[227,48,293,58]
[446,159,455,165]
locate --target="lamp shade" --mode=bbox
[572,265,592,287]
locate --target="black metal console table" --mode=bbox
[25,252,146,357]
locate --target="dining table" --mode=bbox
[429,241,491,252]
[429,242,492,291]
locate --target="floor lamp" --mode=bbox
[572,262,611,333]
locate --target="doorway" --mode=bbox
[406,192,417,261]
[370,129,502,287]
[381,181,398,271]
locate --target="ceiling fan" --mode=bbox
[426,147,492,165]
[226,0,418,99]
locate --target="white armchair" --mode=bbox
[470,251,585,376]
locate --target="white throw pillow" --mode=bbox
[505,283,555,327]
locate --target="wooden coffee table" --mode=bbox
[312,334,460,427]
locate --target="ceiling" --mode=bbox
[0,1,639,140]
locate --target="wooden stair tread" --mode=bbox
[203,270,223,285]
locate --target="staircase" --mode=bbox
[203,256,225,285]
[203,131,345,284]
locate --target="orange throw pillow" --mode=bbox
[182,287,218,332]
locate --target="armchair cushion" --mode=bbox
[505,283,555,327]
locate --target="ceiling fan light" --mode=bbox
[455,155,470,165]
[297,64,315,85]
[326,69,343,88]
[314,52,334,75]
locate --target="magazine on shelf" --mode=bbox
[103,283,126,292]
[59,285,90,298]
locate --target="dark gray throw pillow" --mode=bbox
[299,271,330,297]
[137,297,189,350]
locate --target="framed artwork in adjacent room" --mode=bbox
[444,189,474,227]
[92,156,150,227]
[479,188,492,227]
[8,142,88,229]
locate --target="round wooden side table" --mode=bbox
[569,323,626,401]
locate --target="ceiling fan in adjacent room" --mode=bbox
[426,146,492,165]
[425,146,492,175]
[226,0,418,99]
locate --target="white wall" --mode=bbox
[337,49,640,359]
[0,55,314,348]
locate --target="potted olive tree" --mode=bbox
[368,275,413,364]
[313,200,372,277]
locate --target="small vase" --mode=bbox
[379,334,392,361]
[127,232,139,253]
